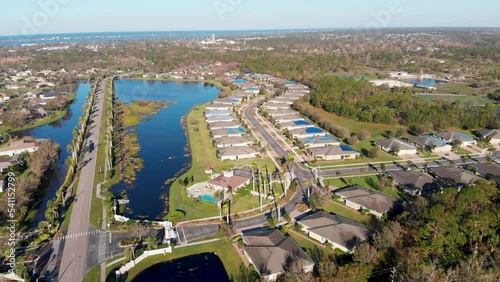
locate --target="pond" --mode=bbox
[112,80,219,220]
[14,83,91,226]
[131,253,229,282]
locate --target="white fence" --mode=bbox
[115,246,173,277]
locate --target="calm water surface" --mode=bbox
[132,253,229,282]
[113,80,219,220]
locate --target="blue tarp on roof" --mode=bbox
[305,127,323,133]
[294,120,310,125]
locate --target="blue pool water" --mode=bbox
[233,79,248,84]
[284,81,297,85]
[407,78,447,86]
[199,194,218,204]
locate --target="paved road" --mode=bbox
[57,79,106,282]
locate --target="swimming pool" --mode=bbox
[199,194,218,204]
[233,79,248,84]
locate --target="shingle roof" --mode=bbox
[335,186,400,214]
[243,230,314,276]
[298,211,370,252]
[389,170,436,191]
[430,167,482,186]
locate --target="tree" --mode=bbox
[28,140,61,178]
[308,190,326,211]
[367,146,381,158]
[128,222,149,240]
[379,163,386,173]
[357,129,371,141]
[353,243,380,265]
[373,221,402,250]
[217,220,235,241]
[231,264,261,282]
[146,236,157,250]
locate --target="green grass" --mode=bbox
[285,228,338,256]
[322,200,370,223]
[125,241,242,281]
[435,83,489,96]
[167,104,276,221]
[83,255,126,282]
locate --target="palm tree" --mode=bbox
[215,190,224,220]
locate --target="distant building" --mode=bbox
[266,109,298,117]
[263,102,291,110]
[206,104,233,111]
[213,136,253,148]
[243,229,314,281]
[208,121,241,130]
[299,135,341,148]
[471,163,500,186]
[289,127,327,139]
[205,114,236,123]
[280,120,314,130]
[204,109,233,117]
[210,127,246,138]
[274,114,305,124]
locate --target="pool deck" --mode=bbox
[186,182,212,198]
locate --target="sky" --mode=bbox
[1,0,499,36]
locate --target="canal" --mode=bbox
[131,253,229,282]
[112,80,219,220]
[15,83,92,226]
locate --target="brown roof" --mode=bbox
[335,186,400,214]
[207,174,250,189]
[0,139,39,154]
[243,229,314,276]
[471,163,500,178]
[298,211,370,252]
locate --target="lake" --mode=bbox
[131,253,229,282]
[14,83,91,226]
[112,80,219,220]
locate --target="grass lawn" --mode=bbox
[125,241,242,281]
[435,83,488,96]
[415,94,494,105]
[322,200,370,223]
[325,175,403,199]
[167,104,276,221]
[82,255,126,282]
[284,228,338,256]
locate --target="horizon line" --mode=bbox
[2,26,500,37]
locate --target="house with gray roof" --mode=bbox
[217,146,259,161]
[388,170,439,196]
[213,136,253,148]
[428,166,482,189]
[267,109,298,117]
[243,229,314,281]
[435,131,477,146]
[208,121,241,130]
[205,114,236,123]
[206,104,233,111]
[274,114,305,124]
[210,127,246,138]
[334,186,401,218]
[297,211,370,253]
[309,145,360,161]
[281,120,314,130]
[477,129,500,145]
[406,135,452,152]
[204,109,233,117]
[263,102,291,110]
[300,135,341,148]
[289,127,327,139]
[470,163,500,186]
[375,138,417,156]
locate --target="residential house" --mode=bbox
[0,139,41,156]
[388,170,438,196]
[309,145,360,161]
[267,109,298,117]
[5,84,24,90]
[206,104,233,111]
[212,97,242,105]
[299,135,341,148]
[375,138,417,156]
[280,120,314,130]
[213,136,253,148]
[491,151,500,164]
[263,102,291,110]
[470,163,500,186]
[289,127,327,139]
[477,129,500,145]
[274,114,305,124]
[205,109,233,117]
[0,93,10,103]
[435,131,477,146]
[217,146,259,161]
[334,186,401,218]
[30,108,48,119]
[271,97,299,105]
[206,114,236,123]
[211,127,246,138]
[208,121,241,130]
[207,170,251,191]
[406,135,452,152]
[0,156,13,172]
[428,167,482,189]
[39,91,59,100]
[243,229,315,281]
[297,211,370,253]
